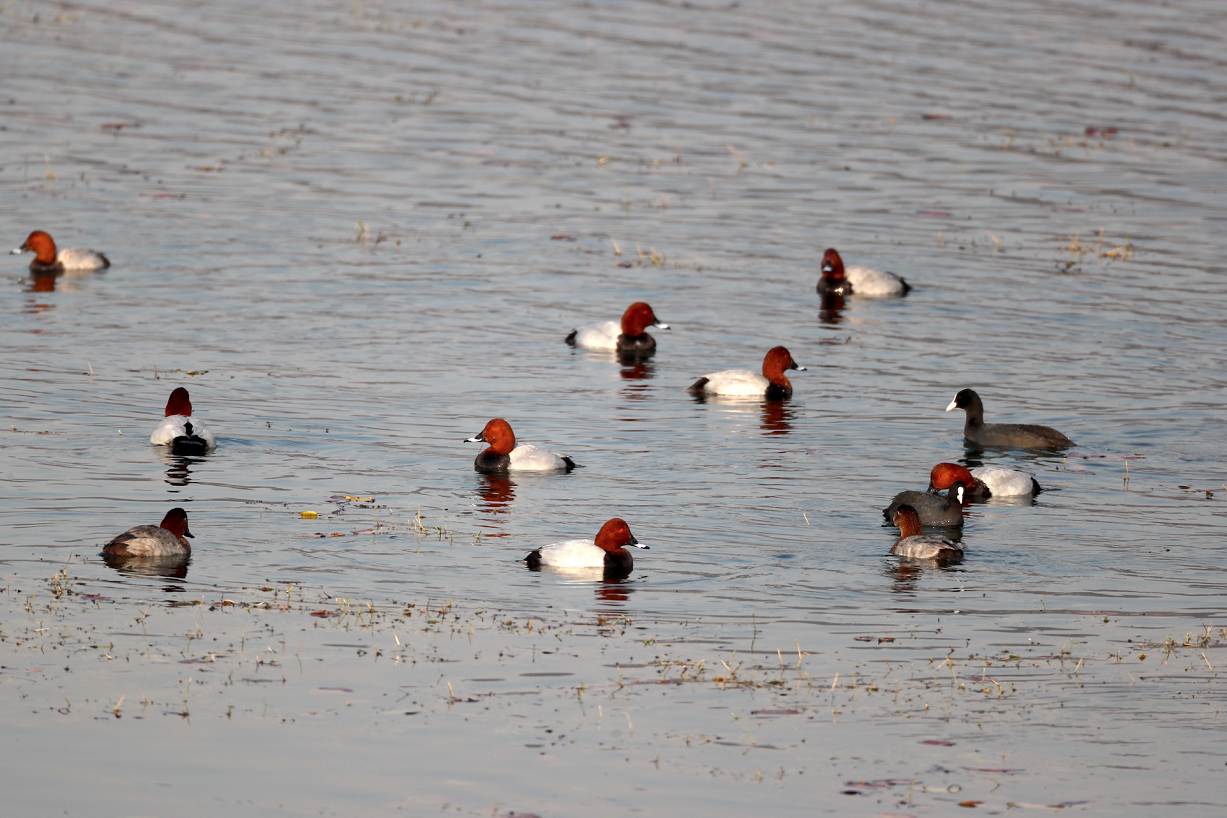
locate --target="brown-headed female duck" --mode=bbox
[102,508,193,557]
[890,505,963,561]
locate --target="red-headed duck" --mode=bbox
[566,302,669,353]
[465,418,575,473]
[524,518,647,574]
[11,230,110,274]
[102,508,193,557]
[883,481,966,527]
[687,346,805,399]
[946,389,1073,449]
[890,505,963,561]
[818,248,909,297]
[929,461,1040,499]
[150,387,216,455]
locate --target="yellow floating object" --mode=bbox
[300,511,318,519]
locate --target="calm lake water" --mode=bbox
[2,0,1226,815]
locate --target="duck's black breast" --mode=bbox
[616,332,656,352]
[764,384,792,401]
[603,549,634,577]
[474,451,511,473]
[29,260,63,275]
[965,481,992,502]
[817,278,851,296]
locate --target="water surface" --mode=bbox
[2,0,1226,815]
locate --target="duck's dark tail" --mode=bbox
[170,436,209,456]
[686,376,710,394]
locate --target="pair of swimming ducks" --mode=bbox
[567,301,807,398]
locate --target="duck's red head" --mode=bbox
[929,462,975,492]
[820,248,845,281]
[159,507,193,539]
[165,387,192,417]
[892,505,923,538]
[20,231,58,265]
[594,518,644,554]
[620,302,667,336]
[468,418,516,456]
[761,346,805,388]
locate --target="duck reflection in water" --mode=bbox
[158,452,203,488]
[594,574,634,607]
[28,272,58,294]
[619,352,655,399]
[760,399,794,436]
[474,473,516,538]
[26,270,95,294]
[819,292,846,326]
[103,551,191,583]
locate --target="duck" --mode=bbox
[928,462,1041,499]
[687,346,806,399]
[11,230,110,274]
[883,481,966,527]
[150,387,216,455]
[817,248,909,297]
[890,505,963,561]
[524,518,647,573]
[102,508,193,557]
[465,418,575,473]
[566,302,669,353]
[946,389,1073,449]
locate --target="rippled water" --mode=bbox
[3,0,1226,815]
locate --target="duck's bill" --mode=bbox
[792,364,807,371]
[10,247,26,254]
[183,529,195,539]
[463,435,483,443]
[945,399,958,411]
[627,542,649,550]
[654,321,670,330]
[821,263,833,273]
